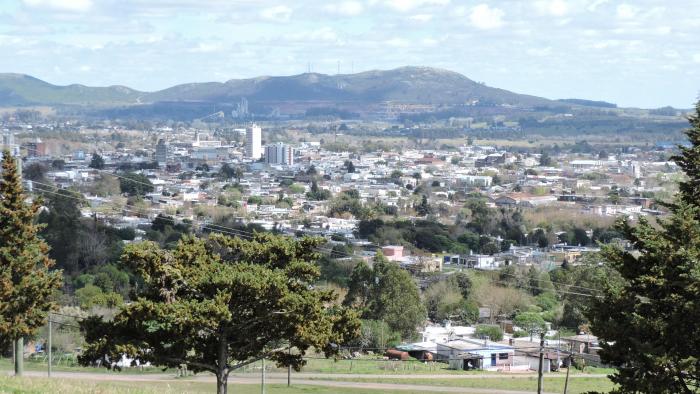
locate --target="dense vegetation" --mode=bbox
[585,101,700,393]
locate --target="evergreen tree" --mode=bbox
[539,151,552,166]
[344,160,356,173]
[587,102,700,393]
[89,153,105,170]
[673,100,700,207]
[0,150,62,375]
[416,194,432,216]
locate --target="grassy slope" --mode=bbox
[0,74,141,105]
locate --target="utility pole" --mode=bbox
[556,331,560,372]
[537,332,545,394]
[563,356,572,394]
[261,358,266,394]
[48,318,52,377]
[287,346,291,387]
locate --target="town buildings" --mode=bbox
[264,142,294,166]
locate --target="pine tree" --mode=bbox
[673,100,700,206]
[0,150,62,375]
[89,153,105,170]
[586,103,700,393]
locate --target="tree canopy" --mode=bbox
[0,150,62,359]
[118,172,154,196]
[89,153,105,170]
[79,232,359,394]
[344,255,426,339]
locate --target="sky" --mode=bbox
[0,0,699,108]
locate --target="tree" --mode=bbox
[79,232,359,394]
[416,195,432,216]
[306,180,331,201]
[231,167,242,183]
[218,163,236,180]
[89,153,105,170]
[23,162,48,182]
[118,172,154,196]
[38,189,84,272]
[586,102,700,393]
[344,160,356,173]
[0,150,62,375]
[674,100,700,207]
[344,255,425,339]
[539,151,552,166]
[514,312,546,339]
[51,159,65,170]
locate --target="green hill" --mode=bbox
[0,73,142,106]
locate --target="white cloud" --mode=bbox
[410,14,433,22]
[535,0,568,17]
[189,42,223,53]
[289,27,339,42]
[260,5,293,22]
[383,0,450,13]
[586,0,609,12]
[23,0,93,12]
[693,54,700,64]
[616,4,638,19]
[324,1,364,16]
[469,4,504,29]
[384,37,410,47]
[526,47,552,57]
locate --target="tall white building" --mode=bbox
[246,124,262,160]
[265,143,294,166]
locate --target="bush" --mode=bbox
[475,325,504,341]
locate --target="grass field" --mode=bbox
[306,375,615,394]
[0,356,616,393]
[0,376,464,394]
[0,358,173,375]
[0,356,615,376]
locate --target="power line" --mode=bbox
[495,271,603,295]
[49,311,87,321]
[29,181,358,259]
[491,279,602,298]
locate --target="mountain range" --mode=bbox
[0,66,560,109]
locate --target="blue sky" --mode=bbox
[0,0,698,108]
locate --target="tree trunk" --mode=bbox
[216,373,227,394]
[216,333,229,394]
[14,338,24,376]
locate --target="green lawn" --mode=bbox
[0,376,450,394]
[267,357,458,374]
[307,375,615,394]
[0,358,173,375]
